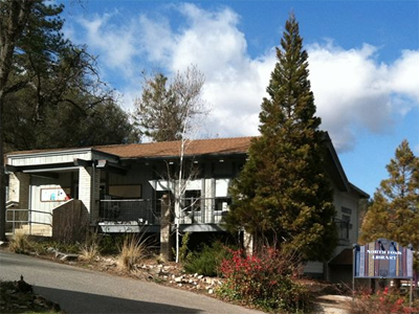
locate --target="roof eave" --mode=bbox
[119,152,249,162]
[349,182,370,199]
[322,132,351,192]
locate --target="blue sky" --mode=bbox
[60,0,419,197]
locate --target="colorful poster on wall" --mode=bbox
[354,239,413,279]
[41,188,68,202]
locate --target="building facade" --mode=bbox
[5,135,368,282]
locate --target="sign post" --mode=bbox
[353,239,414,307]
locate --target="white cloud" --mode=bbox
[136,4,274,138]
[75,11,139,78]
[307,42,392,150]
[137,14,175,66]
[67,4,419,152]
[307,43,419,151]
[388,50,419,103]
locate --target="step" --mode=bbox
[15,224,52,237]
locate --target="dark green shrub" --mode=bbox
[35,240,80,254]
[184,241,230,277]
[99,235,125,255]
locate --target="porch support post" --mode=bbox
[9,172,30,209]
[78,166,101,222]
[160,194,173,261]
[205,178,213,223]
[92,168,100,221]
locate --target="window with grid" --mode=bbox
[183,190,201,212]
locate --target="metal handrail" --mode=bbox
[99,197,231,225]
[6,208,53,235]
[99,198,160,224]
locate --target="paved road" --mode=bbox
[0,251,263,314]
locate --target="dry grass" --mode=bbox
[117,235,148,271]
[79,234,100,262]
[79,242,99,262]
[8,231,33,254]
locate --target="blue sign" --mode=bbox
[354,239,413,279]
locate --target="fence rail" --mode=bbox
[6,208,53,236]
[100,199,161,225]
[99,197,231,225]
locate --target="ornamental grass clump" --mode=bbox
[117,234,148,271]
[79,233,100,262]
[8,231,34,254]
[218,247,312,313]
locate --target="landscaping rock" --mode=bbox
[59,253,79,261]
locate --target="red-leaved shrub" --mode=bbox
[350,287,419,314]
[218,247,312,313]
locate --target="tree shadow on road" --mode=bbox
[35,286,204,314]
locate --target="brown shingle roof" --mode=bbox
[95,137,253,158]
[6,137,254,159]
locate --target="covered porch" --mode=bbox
[5,147,231,239]
[5,147,123,238]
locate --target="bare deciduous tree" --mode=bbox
[136,65,209,262]
[134,65,208,142]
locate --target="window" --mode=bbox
[336,216,350,241]
[338,222,349,240]
[109,185,142,199]
[183,190,201,212]
[214,197,231,211]
[215,179,230,197]
[342,214,352,229]
[341,207,352,215]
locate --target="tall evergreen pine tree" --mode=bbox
[227,14,337,261]
[361,140,419,269]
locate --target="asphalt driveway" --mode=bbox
[0,251,263,314]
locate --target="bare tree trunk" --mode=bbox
[175,136,186,263]
[0,93,6,241]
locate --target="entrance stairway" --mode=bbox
[7,224,52,238]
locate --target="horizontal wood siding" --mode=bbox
[10,151,92,166]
